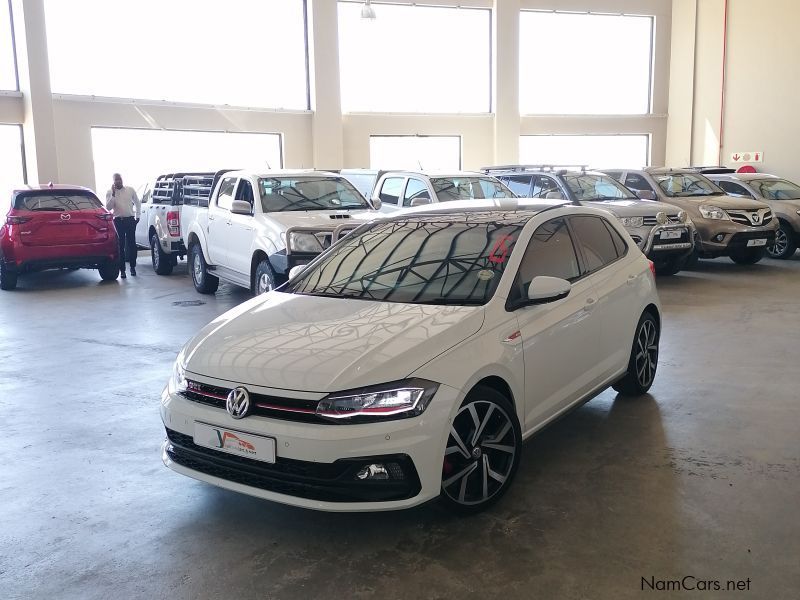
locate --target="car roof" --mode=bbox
[230,169,343,178]
[381,170,491,178]
[13,184,97,194]
[484,166,611,177]
[711,172,782,181]
[640,167,702,175]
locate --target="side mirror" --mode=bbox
[231,200,252,215]
[289,265,306,280]
[410,196,432,207]
[635,189,656,201]
[370,197,382,210]
[544,191,564,200]
[527,276,571,304]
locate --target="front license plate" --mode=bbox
[194,422,276,463]
[747,238,767,247]
[659,229,684,240]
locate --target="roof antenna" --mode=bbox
[265,160,272,170]
[417,159,423,169]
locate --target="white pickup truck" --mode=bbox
[181,170,380,295]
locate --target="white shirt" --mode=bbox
[106,186,141,219]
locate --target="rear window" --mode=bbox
[15,193,102,211]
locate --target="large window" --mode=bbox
[370,136,461,171]
[44,0,308,108]
[0,124,25,211]
[338,3,490,113]
[519,12,653,115]
[519,135,649,169]
[1,1,15,90]
[91,128,282,196]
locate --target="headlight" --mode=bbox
[678,210,688,223]
[699,205,729,220]
[316,378,439,422]
[168,357,188,395]
[655,211,668,225]
[619,216,644,228]
[288,231,324,253]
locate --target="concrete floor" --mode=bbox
[1,255,799,600]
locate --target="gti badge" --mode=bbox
[226,387,251,419]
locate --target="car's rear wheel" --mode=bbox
[151,232,174,275]
[253,258,276,295]
[729,247,766,265]
[0,262,18,290]
[440,386,521,514]
[98,262,119,281]
[767,223,796,259]
[190,243,219,294]
[613,311,660,396]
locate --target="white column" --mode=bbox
[665,0,697,167]
[11,0,59,183]
[307,0,344,169]
[493,0,520,165]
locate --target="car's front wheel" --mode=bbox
[150,232,174,275]
[253,258,276,295]
[440,386,521,514]
[767,223,796,259]
[613,311,660,396]
[729,247,766,265]
[190,243,219,294]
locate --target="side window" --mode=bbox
[511,218,581,304]
[605,171,623,182]
[532,176,560,199]
[604,220,628,257]
[402,178,430,207]
[216,177,237,211]
[235,179,255,210]
[624,173,655,193]
[504,176,533,197]
[570,216,621,273]
[378,177,404,205]
[718,180,752,197]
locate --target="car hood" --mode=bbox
[264,209,378,231]
[665,194,769,210]
[182,292,484,393]
[583,199,681,216]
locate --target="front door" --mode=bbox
[228,178,256,277]
[207,176,237,266]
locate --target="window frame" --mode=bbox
[378,176,406,206]
[402,177,431,207]
[215,177,238,212]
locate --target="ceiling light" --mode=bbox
[361,0,376,19]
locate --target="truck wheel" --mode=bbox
[190,243,219,294]
[729,248,766,265]
[766,223,797,259]
[654,255,683,276]
[150,232,174,275]
[0,262,18,290]
[254,259,276,295]
[98,261,119,281]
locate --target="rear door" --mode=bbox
[207,176,237,265]
[15,192,111,247]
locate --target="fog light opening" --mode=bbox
[713,233,726,243]
[355,462,405,481]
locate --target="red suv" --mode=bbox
[0,185,120,290]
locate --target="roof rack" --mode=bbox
[686,166,737,174]
[482,164,590,173]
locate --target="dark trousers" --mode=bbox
[114,217,137,270]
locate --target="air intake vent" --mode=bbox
[329,214,351,219]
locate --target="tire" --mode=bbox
[654,255,684,276]
[253,258,277,295]
[0,262,18,290]
[766,223,797,259]
[729,248,766,265]
[683,247,699,269]
[440,385,522,515]
[613,311,660,397]
[98,262,119,282]
[150,232,174,275]
[190,243,219,294]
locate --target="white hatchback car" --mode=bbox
[161,201,661,513]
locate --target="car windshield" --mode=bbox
[654,173,723,197]
[751,178,800,200]
[339,172,377,199]
[15,193,102,211]
[562,173,637,201]
[431,177,515,202]
[285,217,523,305]
[258,177,370,212]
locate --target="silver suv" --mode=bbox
[484,165,695,275]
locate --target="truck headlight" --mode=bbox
[168,358,188,395]
[699,205,729,220]
[678,210,688,223]
[317,379,439,422]
[619,216,644,227]
[288,231,324,253]
[655,211,668,225]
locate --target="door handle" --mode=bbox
[627,274,636,285]
[584,297,597,311]
[226,221,232,226]
[208,215,215,221]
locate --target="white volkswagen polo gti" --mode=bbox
[161,201,661,513]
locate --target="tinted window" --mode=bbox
[216,177,237,211]
[513,218,581,302]
[504,176,533,197]
[604,220,628,256]
[570,216,621,273]
[16,193,102,211]
[624,173,654,193]
[532,176,561,199]
[403,178,430,207]
[717,180,752,197]
[379,177,404,205]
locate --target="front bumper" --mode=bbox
[160,377,461,511]
[696,222,777,257]
[640,224,695,260]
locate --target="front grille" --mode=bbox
[643,214,682,226]
[183,379,326,424]
[165,428,421,502]
[725,209,772,227]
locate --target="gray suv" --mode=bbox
[484,165,695,275]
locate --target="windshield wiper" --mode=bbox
[414,297,485,306]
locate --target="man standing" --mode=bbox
[106,173,141,278]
